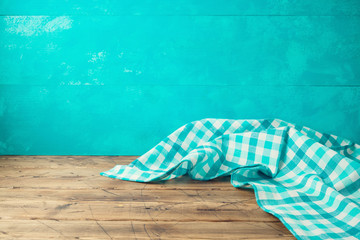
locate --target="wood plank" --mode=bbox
[0,175,238,190]
[0,220,295,239]
[0,166,119,176]
[1,86,359,155]
[0,155,136,168]
[0,188,256,203]
[0,199,275,222]
[1,0,359,16]
[0,175,238,189]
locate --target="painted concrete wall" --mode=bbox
[1,1,359,155]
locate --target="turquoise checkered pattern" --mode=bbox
[101,119,360,240]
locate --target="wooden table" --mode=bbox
[0,156,295,239]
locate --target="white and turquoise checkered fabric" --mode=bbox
[101,119,360,240]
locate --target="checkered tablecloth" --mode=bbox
[101,119,360,240]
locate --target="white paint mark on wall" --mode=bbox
[88,69,95,76]
[5,16,47,36]
[68,81,82,85]
[5,16,73,36]
[46,42,58,51]
[44,16,73,32]
[60,80,82,85]
[88,51,106,63]
[123,68,133,73]
[4,44,17,50]
[92,79,104,85]
[86,68,105,85]
[124,68,142,75]
[40,88,48,94]
[59,62,74,76]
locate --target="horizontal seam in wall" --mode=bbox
[0,84,359,87]
[1,14,360,17]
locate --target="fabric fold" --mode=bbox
[101,119,360,240]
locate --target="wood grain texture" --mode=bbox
[0,155,296,239]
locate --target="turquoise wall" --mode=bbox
[1,1,360,155]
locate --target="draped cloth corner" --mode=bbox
[100,119,360,240]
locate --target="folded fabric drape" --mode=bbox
[101,119,360,240]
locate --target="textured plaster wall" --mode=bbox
[0,1,359,155]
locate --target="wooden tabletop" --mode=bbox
[0,156,295,239]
